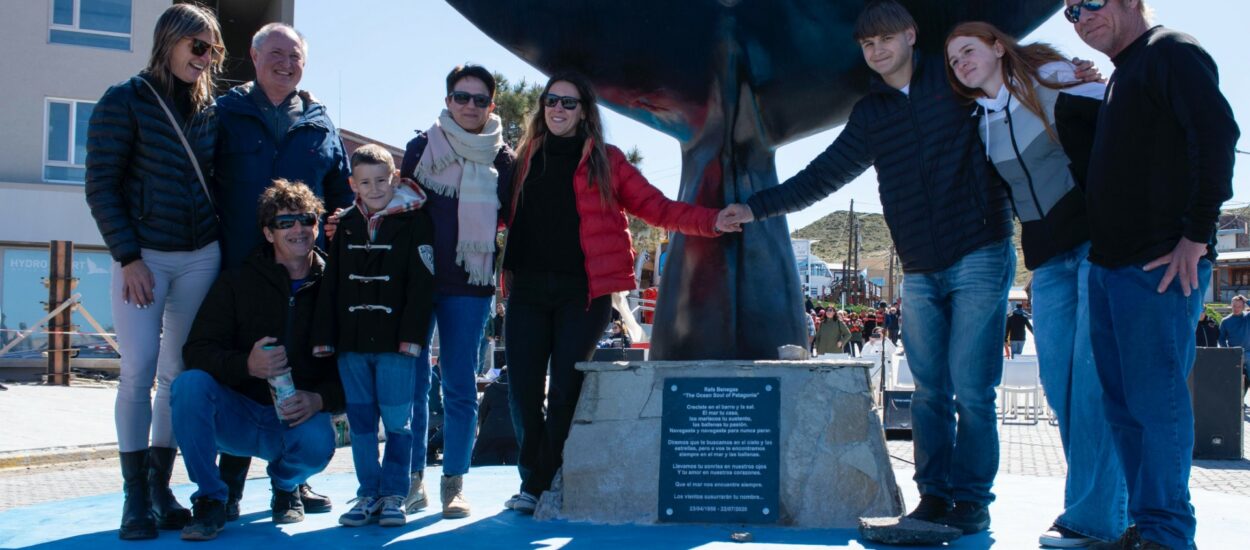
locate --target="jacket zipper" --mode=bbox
[906,93,941,265]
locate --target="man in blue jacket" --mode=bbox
[212,21,352,522]
[1219,295,1249,392]
[721,0,1094,534]
[214,23,353,270]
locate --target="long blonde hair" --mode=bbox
[514,72,613,207]
[945,21,1068,141]
[144,3,225,114]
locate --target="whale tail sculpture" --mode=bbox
[446,0,1058,359]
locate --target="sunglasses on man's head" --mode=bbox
[188,37,223,58]
[268,213,318,230]
[542,94,581,110]
[448,91,491,108]
[1064,0,1107,23]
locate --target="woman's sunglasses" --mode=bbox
[187,37,224,58]
[543,94,581,110]
[1063,0,1106,24]
[448,91,491,108]
[268,213,318,230]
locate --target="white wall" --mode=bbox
[0,0,171,247]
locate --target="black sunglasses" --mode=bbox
[1063,0,1106,23]
[542,94,581,110]
[187,37,223,58]
[448,91,491,108]
[268,213,318,230]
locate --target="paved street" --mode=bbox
[4,393,1248,511]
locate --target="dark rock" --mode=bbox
[858,516,963,546]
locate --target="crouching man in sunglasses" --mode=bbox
[172,180,345,541]
[1064,1,1241,549]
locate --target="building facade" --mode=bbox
[0,0,291,360]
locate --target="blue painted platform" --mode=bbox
[2,466,1246,549]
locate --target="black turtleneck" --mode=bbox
[168,77,194,125]
[504,133,587,278]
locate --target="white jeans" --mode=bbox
[112,243,220,452]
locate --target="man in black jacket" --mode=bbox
[172,181,344,541]
[1067,1,1240,549]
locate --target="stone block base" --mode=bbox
[537,360,903,528]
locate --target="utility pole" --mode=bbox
[886,245,896,304]
[844,200,854,306]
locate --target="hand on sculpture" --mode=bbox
[1071,57,1103,83]
[716,204,755,233]
[715,207,743,233]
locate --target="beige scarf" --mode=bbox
[414,110,503,286]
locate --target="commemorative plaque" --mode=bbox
[658,377,780,523]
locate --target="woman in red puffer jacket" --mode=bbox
[500,72,737,512]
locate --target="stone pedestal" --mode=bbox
[537,360,903,528]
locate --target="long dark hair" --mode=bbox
[145,3,225,114]
[514,72,613,206]
[944,21,1069,141]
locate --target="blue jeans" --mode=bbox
[1009,340,1025,356]
[1089,259,1211,549]
[339,352,416,498]
[1031,242,1128,541]
[411,293,492,476]
[901,239,1014,505]
[170,370,335,502]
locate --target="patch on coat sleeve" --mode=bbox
[419,245,435,275]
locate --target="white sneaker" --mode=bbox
[504,491,538,514]
[338,496,379,527]
[403,472,428,514]
[377,496,406,527]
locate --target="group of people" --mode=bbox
[1199,295,1250,390]
[84,4,738,543]
[717,1,1238,548]
[83,0,1239,549]
[808,305,900,358]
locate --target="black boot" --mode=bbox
[218,454,251,521]
[118,450,157,540]
[147,447,191,529]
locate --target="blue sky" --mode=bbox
[297,0,1247,231]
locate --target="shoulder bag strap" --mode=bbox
[137,77,214,209]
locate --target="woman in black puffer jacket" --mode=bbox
[84,4,225,541]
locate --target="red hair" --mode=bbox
[945,21,1069,141]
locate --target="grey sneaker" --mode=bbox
[377,496,406,527]
[338,496,379,527]
[440,475,470,519]
[1039,523,1097,548]
[505,492,538,514]
[403,472,428,514]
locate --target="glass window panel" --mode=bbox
[1,249,54,356]
[44,165,86,183]
[49,29,130,50]
[74,102,94,165]
[46,102,70,162]
[71,251,115,355]
[53,0,74,26]
[79,0,131,34]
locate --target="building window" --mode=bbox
[44,99,95,184]
[0,247,115,358]
[49,0,132,51]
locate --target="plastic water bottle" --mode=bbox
[268,372,297,421]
